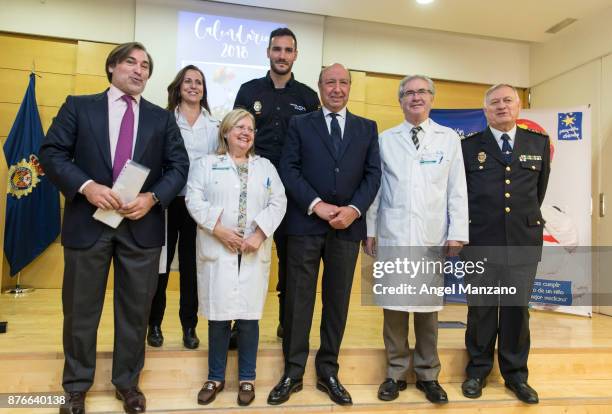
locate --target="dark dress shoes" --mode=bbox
[316,375,353,406]
[59,391,86,414]
[182,327,200,349]
[115,386,146,414]
[416,380,449,404]
[505,381,539,404]
[146,325,163,347]
[197,381,225,405]
[462,377,487,398]
[267,375,303,405]
[228,322,238,350]
[237,382,255,406]
[377,378,407,401]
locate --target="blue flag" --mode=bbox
[430,108,487,138]
[3,73,61,276]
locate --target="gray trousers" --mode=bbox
[383,309,441,381]
[62,221,161,392]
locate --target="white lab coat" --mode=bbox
[366,119,469,312]
[185,154,287,320]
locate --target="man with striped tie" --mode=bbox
[365,75,469,404]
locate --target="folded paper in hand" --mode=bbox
[93,160,150,228]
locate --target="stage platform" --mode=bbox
[1,289,612,413]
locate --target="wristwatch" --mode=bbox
[151,192,160,205]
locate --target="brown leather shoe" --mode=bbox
[237,382,255,406]
[59,391,86,414]
[115,386,146,414]
[197,381,224,405]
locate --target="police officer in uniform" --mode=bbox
[233,27,320,343]
[460,84,550,404]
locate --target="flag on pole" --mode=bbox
[3,73,61,276]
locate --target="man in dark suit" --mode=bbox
[460,84,550,404]
[40,42,189,414]
[267,63,381,406]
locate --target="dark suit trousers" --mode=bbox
[273,218,288,326]
[149,196,198,329]
[283,231,359,379]
[464,263,537,383]
[62,221,161,392]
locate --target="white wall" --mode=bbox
[323,17,530,87]
[0,0,135,44]
[531,6,612,86]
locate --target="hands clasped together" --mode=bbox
[313,201,359,230]
[83,182,156,221]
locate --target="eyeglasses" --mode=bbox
[232,125,255,134]
[400,89,433,98]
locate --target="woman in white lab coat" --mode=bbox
[186,108,286,406]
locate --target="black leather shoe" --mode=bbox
[146,325,163,348]
[115,386,146,414]
[416,380,448,404]
[182,327,200,349]
[59,391,86,414]
[276,323,284,339]
[462,377,486,398]
[505,381,539,404]
[316,375,352,406]
[228,322,238,350]
[267,375,303,405]
[377,378,407,401]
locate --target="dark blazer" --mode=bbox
[279,109,381,242]
[40,91,189,249]
[460,126,550,264]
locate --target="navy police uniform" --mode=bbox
[460,126,550,384]
[234,71,319,327]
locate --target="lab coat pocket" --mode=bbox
[197,232,220,261]
[379,208,403,241]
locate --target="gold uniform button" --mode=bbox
[537,220,541,225]
[506,166,511,172]
[505,179,511,184]
[505,193,511,198]
[531,165,536,170]
[479,165,484,170]
[505,207,511,213]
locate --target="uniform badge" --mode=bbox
[477,152,486,163]
[253,101,262,112]
[519,155,527,162]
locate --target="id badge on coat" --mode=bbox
[420,150,444,164]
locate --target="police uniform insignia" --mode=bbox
[253,101,262,113]
[519,155,527,162]
[7,154,45,199]
[477,152,486,163]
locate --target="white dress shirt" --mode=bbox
[490,125,517,150]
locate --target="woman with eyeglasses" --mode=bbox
[147,65,219,350]
[186,108,287,406]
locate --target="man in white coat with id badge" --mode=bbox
[365,75,469,404]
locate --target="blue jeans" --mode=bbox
[208,319,259,381]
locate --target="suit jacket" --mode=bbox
[279,109,381,242]
[40,91,189,249]
[460,126,550,265]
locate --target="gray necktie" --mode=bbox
[411,126,422,150]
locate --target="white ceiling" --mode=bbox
[212,0,612,42]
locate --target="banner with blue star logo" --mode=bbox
[557,112,583,140]
[3,73,61,276]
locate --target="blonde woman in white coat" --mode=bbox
[186,109,287,406]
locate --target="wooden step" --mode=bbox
[3,346,612,393]
[3,380,612,414]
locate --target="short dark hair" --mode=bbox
[268,27,297,49]
[166,65,211,113]
[105,42,153,83]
